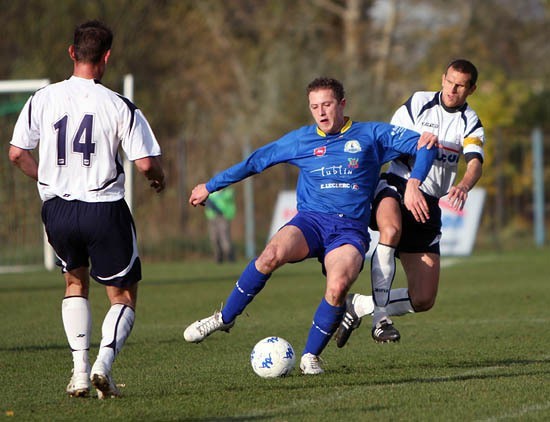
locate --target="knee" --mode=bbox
[410,296,435,312]
[379,223,401,245]
[256,244,283,273]
[325,280,349,306]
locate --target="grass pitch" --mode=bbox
[1,247,549,421]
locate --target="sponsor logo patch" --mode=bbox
[344,140,362,153]
[348,158,359,168]
[314,146,326,157]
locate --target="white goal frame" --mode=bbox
[1,79,53,269]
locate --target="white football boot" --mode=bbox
[90,362,120,399]
[299,353,324,375]
[183,311,235,343]
[66,370,91,397]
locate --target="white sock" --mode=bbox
[353,294,374,318]
[386,288,415,316]
[354,288,415,319]
[371,244,396,307]
[371,244,396,325]
[94,304,135,373]
[62,296,91,374]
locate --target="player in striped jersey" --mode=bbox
[9,20,165,398]
[335,59,484,347]
[183,77,438,374]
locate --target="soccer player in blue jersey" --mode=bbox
[335,59,484,347]
[9,21,165,398]
[184,77,437,374]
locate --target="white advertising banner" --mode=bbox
[439,187,486,256]
[268,188,485,257]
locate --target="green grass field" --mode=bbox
[1,247,549,421]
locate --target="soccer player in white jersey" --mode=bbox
[335,59,484,347]
[8,20,165,398]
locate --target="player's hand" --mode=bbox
[446,184,468,211]
[404,178,430,223]
[417,132,439,150]
[189,183,209,207]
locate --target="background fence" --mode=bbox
[1,96,547,270]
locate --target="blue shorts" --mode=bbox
[41,197,142,288]
[284,211,369,272]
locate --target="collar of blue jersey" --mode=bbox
[316,117,352,137]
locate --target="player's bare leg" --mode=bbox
[255,225,310,273]
[336,251,440,347]
[400,251,440,312]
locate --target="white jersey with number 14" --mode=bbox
[10,76,161,203]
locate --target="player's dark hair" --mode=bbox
[307,77,345,102]
[73,20,113,64]
[446,59,478,87]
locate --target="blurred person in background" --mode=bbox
[205,187,236,263]
[8,20,165,398]
[335,59,484,347]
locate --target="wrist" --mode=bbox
[407,178,422,188]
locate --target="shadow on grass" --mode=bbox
[0,342,104,353]
[335,356,550,387]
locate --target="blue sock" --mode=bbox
[303,298,345,356]
[221,259,271,323]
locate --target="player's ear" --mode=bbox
[103,49,111,64]
[468,83,477,95]
[68,45,77,61]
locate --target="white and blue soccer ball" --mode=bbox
[250,336,295,378]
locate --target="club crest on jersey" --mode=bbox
[348,158,359,168]
[344,140,361,153]
[314,146,326,157]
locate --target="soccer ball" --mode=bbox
[250,336,296,378]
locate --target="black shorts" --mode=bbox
[41,197,141,287]
[370,173,442,255]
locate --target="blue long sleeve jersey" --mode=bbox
[206,120,436,222]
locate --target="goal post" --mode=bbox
[0,79,50,94]
[0,79,53,270]
[123,74,134,211]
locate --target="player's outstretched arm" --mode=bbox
[189,183,209,207]
[446,157,482,211]
[8,146,38,181]
[135,156,165,193]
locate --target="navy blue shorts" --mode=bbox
[41,197,141,288]
[370,173,442,255]
[284,211,369,272]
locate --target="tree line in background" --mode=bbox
[0,0,548,262]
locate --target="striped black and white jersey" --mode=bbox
[10,76,161,202]
[387,91,484,199]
